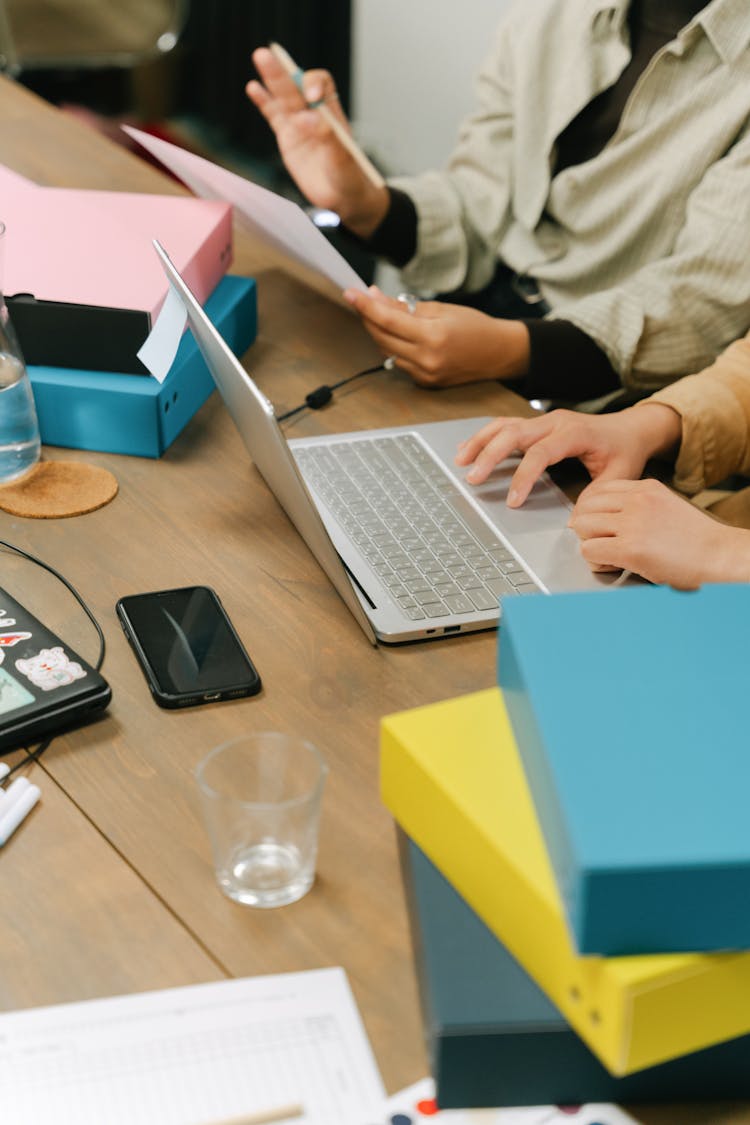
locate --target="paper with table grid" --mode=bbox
[0,968,385,1124]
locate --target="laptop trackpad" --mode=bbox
[467,463,617,590]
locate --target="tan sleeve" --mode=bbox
[634,334,750,494]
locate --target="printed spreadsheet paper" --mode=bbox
[0,968,385,1124]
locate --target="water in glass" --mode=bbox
[0,351,41,482]
[219,840,314,908]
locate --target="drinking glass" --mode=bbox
[195,732,328,908]
[0,221,41,484]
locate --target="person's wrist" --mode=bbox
[708,524,750,585]
[495,321,531,381]
[339,184,390,240]
[630,403,682,461]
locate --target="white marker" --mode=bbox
[0,775,29,811]
[0,762,10,782]
[0,782,40,846]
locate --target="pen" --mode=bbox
[269,41,385,190]
[197,1103,305,1125]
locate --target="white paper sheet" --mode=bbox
[137,281,187,382]
[123,126,369,296]
[0,968,385,1125]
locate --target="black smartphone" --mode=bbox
[116,586,261,709]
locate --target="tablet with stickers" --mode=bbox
[382,1079,640,1125]
[0,585,111,753]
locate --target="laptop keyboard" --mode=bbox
[293,434,539,621]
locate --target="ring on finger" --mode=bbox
[397,292,418,315]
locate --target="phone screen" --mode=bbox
[117,587,261,702]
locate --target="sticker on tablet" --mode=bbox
[0,667,35,714]
[379,1080,641,1124]
[0,612,17,627]
[15,647,87,692]
[0,631,32,649]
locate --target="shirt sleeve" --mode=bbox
[518,319,620,400]
[356,189,620,400]
[549,128,750,393]
[357,188,418,268]
[635,333,750,493]
[358,191,620,400]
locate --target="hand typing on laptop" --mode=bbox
[569,478,750,590]
[454,406,681,505]
[455,402,750,589]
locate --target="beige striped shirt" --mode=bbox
[393,0,750,392]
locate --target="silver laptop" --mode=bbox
[154,241,626,645]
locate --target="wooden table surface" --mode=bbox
[0,76,748,1125]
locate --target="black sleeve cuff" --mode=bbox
[514,318,621,401]
[343,187,418,268]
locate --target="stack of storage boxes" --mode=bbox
[2,161,257,457]
[382,584,750,1108]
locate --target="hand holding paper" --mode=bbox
[123,126,369,296]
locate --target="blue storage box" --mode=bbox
[28,275,256,458]
[400,833,750,1106]
[499,584,750,955]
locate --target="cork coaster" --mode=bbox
[0,461,118,518]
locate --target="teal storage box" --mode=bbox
[400,833,750,1106]
[498,584,750,956]
[28,275,256,458]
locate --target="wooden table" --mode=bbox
[0,76,747,1125]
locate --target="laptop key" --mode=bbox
[467,587,500,611]
[474,564,504,580]
[423,603,450,618]
[499,560,526,575]
[415,590,443,606]
[485,576,521,597]
[443,594,476,614]
[434,582,460,597]
[507,570,534,587]
[456,573,485,590]
[461,543,486,560]
[486,546,516,563]
[405,578,433,594]
[405,607,426,620]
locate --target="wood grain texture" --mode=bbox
[1,77,748,1120]
[0,759,224,1009]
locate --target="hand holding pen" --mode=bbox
[247,45,389,240]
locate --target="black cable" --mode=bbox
[276,359,392,423]
[0,539,106,780]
